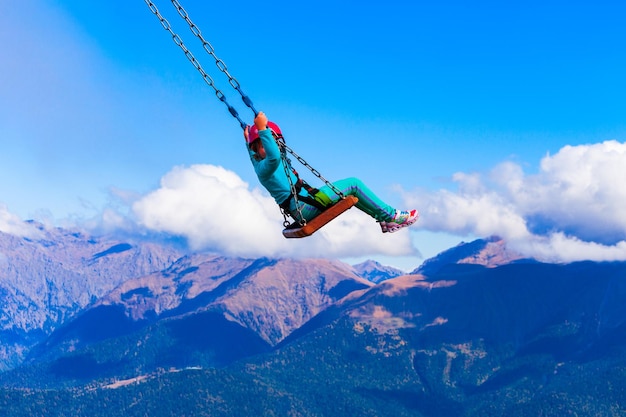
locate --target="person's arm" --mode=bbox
[253,112,281,178]
[255,129,281,178]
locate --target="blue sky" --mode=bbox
[2,1,626,271]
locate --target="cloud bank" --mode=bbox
[0,204,43,239]
[407,140,626,262]
[5,141,626,265]
[129,164,417,259]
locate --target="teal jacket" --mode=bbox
[247,128,297,206]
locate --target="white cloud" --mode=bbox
[7,139,626,266]
[509,141,626,243]
[414,188,530,240]
[407,140,626,263]
[130,164,418,259]
[510,233,626,263]
[0,204,42,239]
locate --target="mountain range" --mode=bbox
[0,223,181,370]
[1,224,625,416]
[0,224,404,375]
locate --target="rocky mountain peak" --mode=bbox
[351,259,405,283]
[96,256,373,346]
[414,236,526,276]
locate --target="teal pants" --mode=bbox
[288,177,396,223]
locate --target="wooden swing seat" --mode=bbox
[282,196,359,239]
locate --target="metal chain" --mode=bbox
[278,138,345,199]
[280,149,305,227]
[277,138,347,227]
[145,0,345,226]
[143,0,248,129]
[169,0,257,116]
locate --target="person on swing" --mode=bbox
[244,111,419,233]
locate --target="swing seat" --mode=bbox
[282,196,359,239]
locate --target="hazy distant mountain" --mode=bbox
[352,259,405,283]
[0,223,181,370]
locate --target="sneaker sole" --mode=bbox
[386,214,419,233]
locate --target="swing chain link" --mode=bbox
[278,139,345,199]
[145,0,344,227]
[143,0,248,129]
[280,149,305,227]
[169,0,258,116]
[277,137,345,227]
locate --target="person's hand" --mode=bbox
[254,112,268,130]
[243,125,250,141]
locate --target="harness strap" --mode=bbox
[275,134,336,224]
[279,182,330,213]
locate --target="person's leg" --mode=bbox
[287,197,321,223]
[320,177,396,222]
[288,177,418,232]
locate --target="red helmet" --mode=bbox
[247,121,282,144]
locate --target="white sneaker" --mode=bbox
[385,209,419,233]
